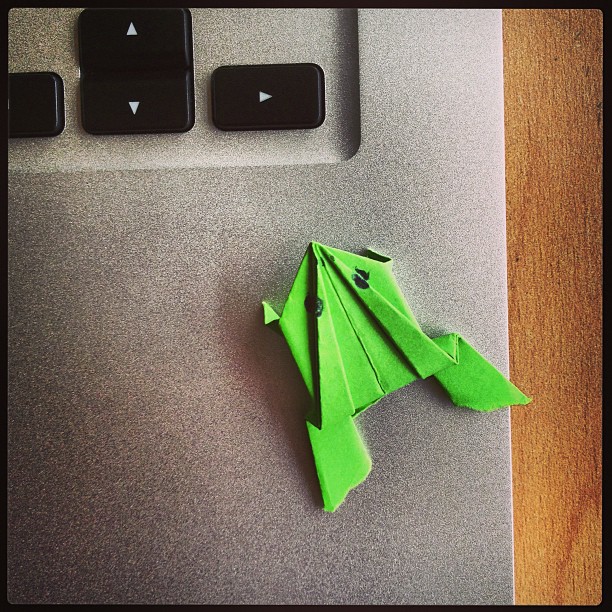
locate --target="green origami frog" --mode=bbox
[263,242,530,512]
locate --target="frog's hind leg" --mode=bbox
[306,415,372,512]
[431,333,531,411]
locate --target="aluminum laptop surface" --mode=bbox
[8,9,514,604]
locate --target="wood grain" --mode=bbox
[502,9,602,605]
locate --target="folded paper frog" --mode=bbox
[263,242,531,512]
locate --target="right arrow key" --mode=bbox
[211,63,325,131]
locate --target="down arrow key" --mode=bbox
[80,71,194,134]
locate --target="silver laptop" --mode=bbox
[8,8,515,604]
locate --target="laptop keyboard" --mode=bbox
[78,9,194,135]
[8,8,359,171]
[9,8,327,138]
[211,64,324,131]
[78,9,193,72]
[8,72,65,138]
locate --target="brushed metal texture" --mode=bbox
[8,9,513,604]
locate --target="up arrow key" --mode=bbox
[129,101,140,114]
[127,22,137,35]
[259,91,272,103]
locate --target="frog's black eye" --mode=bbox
[352,268,370,289]
[304,294,324,317]
[355,268,369,280]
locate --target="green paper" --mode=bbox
[263,242,531,511]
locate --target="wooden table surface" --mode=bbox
[502,9,602,605]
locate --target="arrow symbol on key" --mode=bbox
[127,22,137,35]
[129,101,140,114]
[259,91,272,102]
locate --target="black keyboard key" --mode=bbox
[211,63,325,130]
[9,72,65,138]
[81,71,194,135]
[78,8,192,72]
